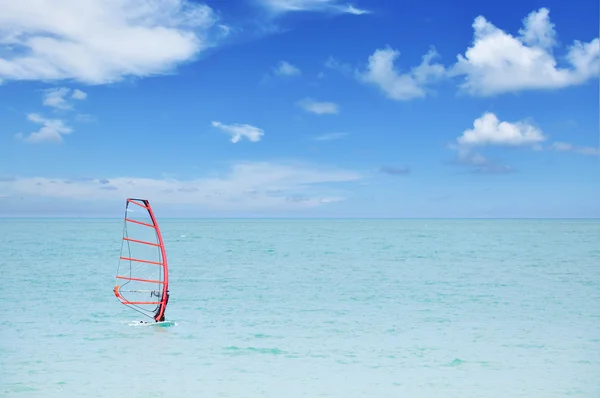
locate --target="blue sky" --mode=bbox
[0,0,598,217]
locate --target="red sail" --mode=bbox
[114,198,169,322]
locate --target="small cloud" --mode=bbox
[447,143,514,175]
[550,142,573,151]
[257,0,370,16]
[42,87,87,111]
[74,114,96,123]
[297,98,339,115]
[379,165,411,176]
[451,148,514,175]
[313,132,348,141]
[355,46,447,101]
[324,56,353,76]
[15,113,73,143]
[178,186,199,193]
[42,88,72,110]
[447,112,534,174]
[42,87,87,110]
[211,121,265,143]
[343,5,370,15]
[449,113,598,174]
[218,24,232,37]
[547,141,600,157]
[470,163,514,175]
[71,89,87,100]
[284,195,344,204]
[98,179,110,184]
[274,61,301,77]
[457,112,545,147]
[577,147,600,156]
[450,7,600,96]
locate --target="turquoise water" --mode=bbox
[1,218,599,397]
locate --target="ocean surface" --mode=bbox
[1,218,599,397]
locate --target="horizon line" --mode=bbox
[1,216,598,220]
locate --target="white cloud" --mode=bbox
[15,113,74,143]
[355,46,446,101]
[324,56,353,76]
[42,87,87,110]
[297,98,339,115]
[449,145,514,174]
[457,112,546,147]
[211,121,265,143]
[576,147,600,157]
[379,166,410,176]
[313,132,348,141]
[344,5,369,15]
[449,112,596,174]
[455,147,489,166]
[274,61,301,77]
[71,89,87,100]
[15,86,89,143]
[448,112,546,174]
[217,24,232,37]
[451,7,600,96]
[256,0,369,15]
[74,113,95,123]
[0,161,364,211]
[547,141,600,157]
[0,0,221,85]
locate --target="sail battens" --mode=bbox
[123,237,161,247]
[114,198,170,322]
[126,199,150,209]
[125,218,155,228]
[116,275,165,284]
[119,256,163,266]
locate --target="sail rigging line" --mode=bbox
[113,198,170,322]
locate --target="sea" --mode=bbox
[1,218,599,397]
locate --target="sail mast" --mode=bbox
[144,199,169,321]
